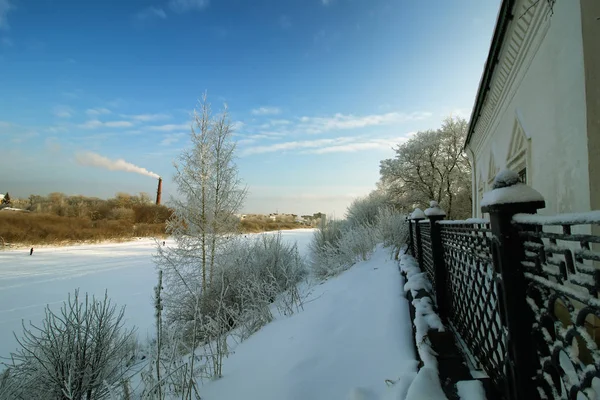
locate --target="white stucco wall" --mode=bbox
[470,0,589,217]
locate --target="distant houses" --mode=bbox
[235,212,324,226]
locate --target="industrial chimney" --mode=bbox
[156,177,162,205]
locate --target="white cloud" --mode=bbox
[306,136,412,154]
[168,0,209,13]
[53,106,73,118]
[148,123,190,132]
[105,121,134,128]
[122,113,171,122]
[78,120,134,129]
[241,137,353,156]
[160,132,186,146]
[241,134,412,156]
[298,111,431,134]
[252,107,281,116]
[0,0,14,30]
[135,6,167,20]
[321,0,333,5]
[86,108,111,116]
[231,121,245,131]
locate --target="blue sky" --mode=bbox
[0,0,500,216]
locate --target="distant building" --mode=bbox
[0,193,4,202]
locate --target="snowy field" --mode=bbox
[0,229,314,362]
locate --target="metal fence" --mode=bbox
[407,194,600,400]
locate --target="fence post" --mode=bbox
[481,170,545,400]
[407,218,415,256]
[425,201,448,321]
[411,208,426,268]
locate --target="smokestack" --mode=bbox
[156,177,162,205]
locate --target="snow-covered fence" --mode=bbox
[406,169,600,400]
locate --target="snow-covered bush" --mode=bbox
[310,220,381,279]
[0,291,139,400]
[155,232,307,385]
[345,192,387,228]
[378,207,409,258]
[310,198,408,279]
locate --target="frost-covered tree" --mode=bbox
[0,291,138,400]
[157,94,247,294]
[379,116,471,219]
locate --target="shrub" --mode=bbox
[310,221,381,279]
[158,232,307,380]
[378,207,409,258]
[0,291,140,400]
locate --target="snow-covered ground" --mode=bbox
[0,229,314,362]
[0,230,427,399]
[200,244,418,400]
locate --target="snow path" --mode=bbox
[0,229,314,361]
[200,245,417,400]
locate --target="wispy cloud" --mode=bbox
[86,108,111,116]
[168,0,209,13]
[135,6,167,21]
[1,37,12,46]
[321,0,333,5]
[0,0,14,30]
[0,121,38,143]
[78,120,134,129]
[241,134,412,156]
[297,111,430,134]
[148,123,190,132]
[160,132,186,146]
[124,113,171,122]
[241,137,352,156]
[252,107,281,116]
[53,106,73,118]
[242,111,429,138]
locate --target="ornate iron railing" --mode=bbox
[410,220,419,258]
[438,221,509,395]
[420,221,435,290]
[514,213,600,399]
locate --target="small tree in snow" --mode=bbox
[0,290,138,400]
[157,93,247,295]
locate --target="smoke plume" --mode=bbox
[75,151,160,179]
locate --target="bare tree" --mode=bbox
[378,116,471,219]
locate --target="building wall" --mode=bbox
[468,0,589,217]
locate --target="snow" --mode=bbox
[491,169,519,189]
[456,380,486,400]
[0,230,435,399]
[398,252,446,396]
[0,229,315,365]
[199,244,420,400]
[405,368,447,400]
[513,210,600,225]
[0,207,28,212]
[438,218,489,225]
[424,201,446,217]
[480,183,544,208]
[411,208,426,220]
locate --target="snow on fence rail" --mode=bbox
[406,169,600,400]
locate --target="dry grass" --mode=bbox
[0,212,167,246]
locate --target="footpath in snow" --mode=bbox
[200,245,419,400]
